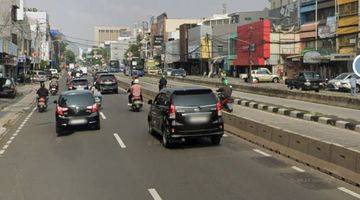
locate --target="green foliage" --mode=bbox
[65,50,76,64]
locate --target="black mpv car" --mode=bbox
[148,87,224,148]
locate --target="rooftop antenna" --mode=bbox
[222,3,227,14]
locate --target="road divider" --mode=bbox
[118,78,360,186]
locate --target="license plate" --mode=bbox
[70,119,87,125]
[105,81,113,85]
[189,116,208,124]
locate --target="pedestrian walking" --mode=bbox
[350,75,357,96]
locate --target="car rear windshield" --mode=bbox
[100,75,116,81]
[38,71,45,75]
[304,72,320,79]
[72,80,88,85]
[59,93,94,107]
[172,90,217,107]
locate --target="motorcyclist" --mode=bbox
[128,79,143,105]
[49,78,59,90]
[159,75,167,91]
[217,78,232,100]
[37,82,49,104]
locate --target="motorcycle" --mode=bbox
[130,96,143,112]
[218,93,234,113]
[50,85,58,96]
[159,84,167,91]
[37,97,48,112]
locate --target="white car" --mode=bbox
[80,67,88,75]
[244,68,280,83]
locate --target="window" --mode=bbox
[59,94,94,107]
[218,45,224,53]
[245,17,252,21]
[339,2,358,17]
[172,90,217,106]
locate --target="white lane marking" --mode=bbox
[148,188,163,200]
[6,140,12,145]
[0,150,5,155]
[113,134,126,149]
[223,134,229,137]
[13,133,18,136]
[9,137,15,140]
[2,145,9,150]
[253,149,272,157]
[100,112,107,120]
[292,166,305,172]
[338,187,360,199]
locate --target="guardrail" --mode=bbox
[147,74,360,110]
[118,79,360,186]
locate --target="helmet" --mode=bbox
[133,79,139,84]
[222,78,229,86]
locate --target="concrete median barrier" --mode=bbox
[148,74,360,110]
[118,78,360,185]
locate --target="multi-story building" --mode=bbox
[26,9,51,67]
[94,26,131,46]
[201,14,231,26]
[110,37,135,63]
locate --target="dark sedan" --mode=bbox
[55,90,100,135]
[0,78,17,98]
[96,74,118,94]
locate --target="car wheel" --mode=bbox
[273,78,280,83]
[56,125,64,136]
[315,89,320,93]
[211,136,222,145]
[162,129,172,148]
[114,89,119,94]
[93,121,101,130]
[148,122,155,135]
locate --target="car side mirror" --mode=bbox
[148,100,153,105]
[53,100,58,104]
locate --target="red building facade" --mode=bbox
[234,19,271,67]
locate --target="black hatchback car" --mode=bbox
[55,90,100,135]
[148,87,224,148]
[0,78,17,98]
[95,74,118,94]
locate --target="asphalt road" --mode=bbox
[0,76,358,200]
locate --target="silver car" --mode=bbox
[328,73,360,92]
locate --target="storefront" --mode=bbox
[0,38,18,79]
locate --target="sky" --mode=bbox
[25,0,268,44]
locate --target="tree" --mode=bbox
[65,50,76,64]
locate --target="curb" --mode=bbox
[236,98,360,133]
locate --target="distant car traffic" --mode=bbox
[31,70,47,82]
[250,68,280,83]
[80,66,88,75]
[93,71,108,82]
[171,68,186,78]
[49,68,59,79]
[165,68,174,76]
[0,78,17,98]
[147,87,224,148]
[285,71,324,92]
[95,74,118,94]
[132,69,145,77]
[55,90,100,135]
[69,78,89,90]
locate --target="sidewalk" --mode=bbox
[127,75,360,122]
[0,83,38,138]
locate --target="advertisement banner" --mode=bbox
[318,16,336,38]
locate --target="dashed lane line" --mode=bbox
[100,112,107,120]
[148,188,163,200]
[291,166,305,173]
[338,187,360,199]
[253,149,272,157]
[113,133,126,149]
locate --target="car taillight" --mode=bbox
[216,102,222,116]
[169,104,176,119]
[56,105,68,116]
[87,104,98,113]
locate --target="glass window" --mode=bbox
[172,90,217,107]
[59,93,94,107]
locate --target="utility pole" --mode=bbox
[315,0,318,51]
[33,20,39,71]
[248,26,254,83]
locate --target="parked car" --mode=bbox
[31,70,47,82]
[336,73,360,92]
[171,68,187,78]
[165,68,174,76]
[249,68,280,83]
[95,74,118,94]
[0,78,17,98]
[68,78,89,90]
[327,73,352,91]
[55,90,100,135]
[147,87,224,148]
[285,71,324,92]
[49,68,59,79]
